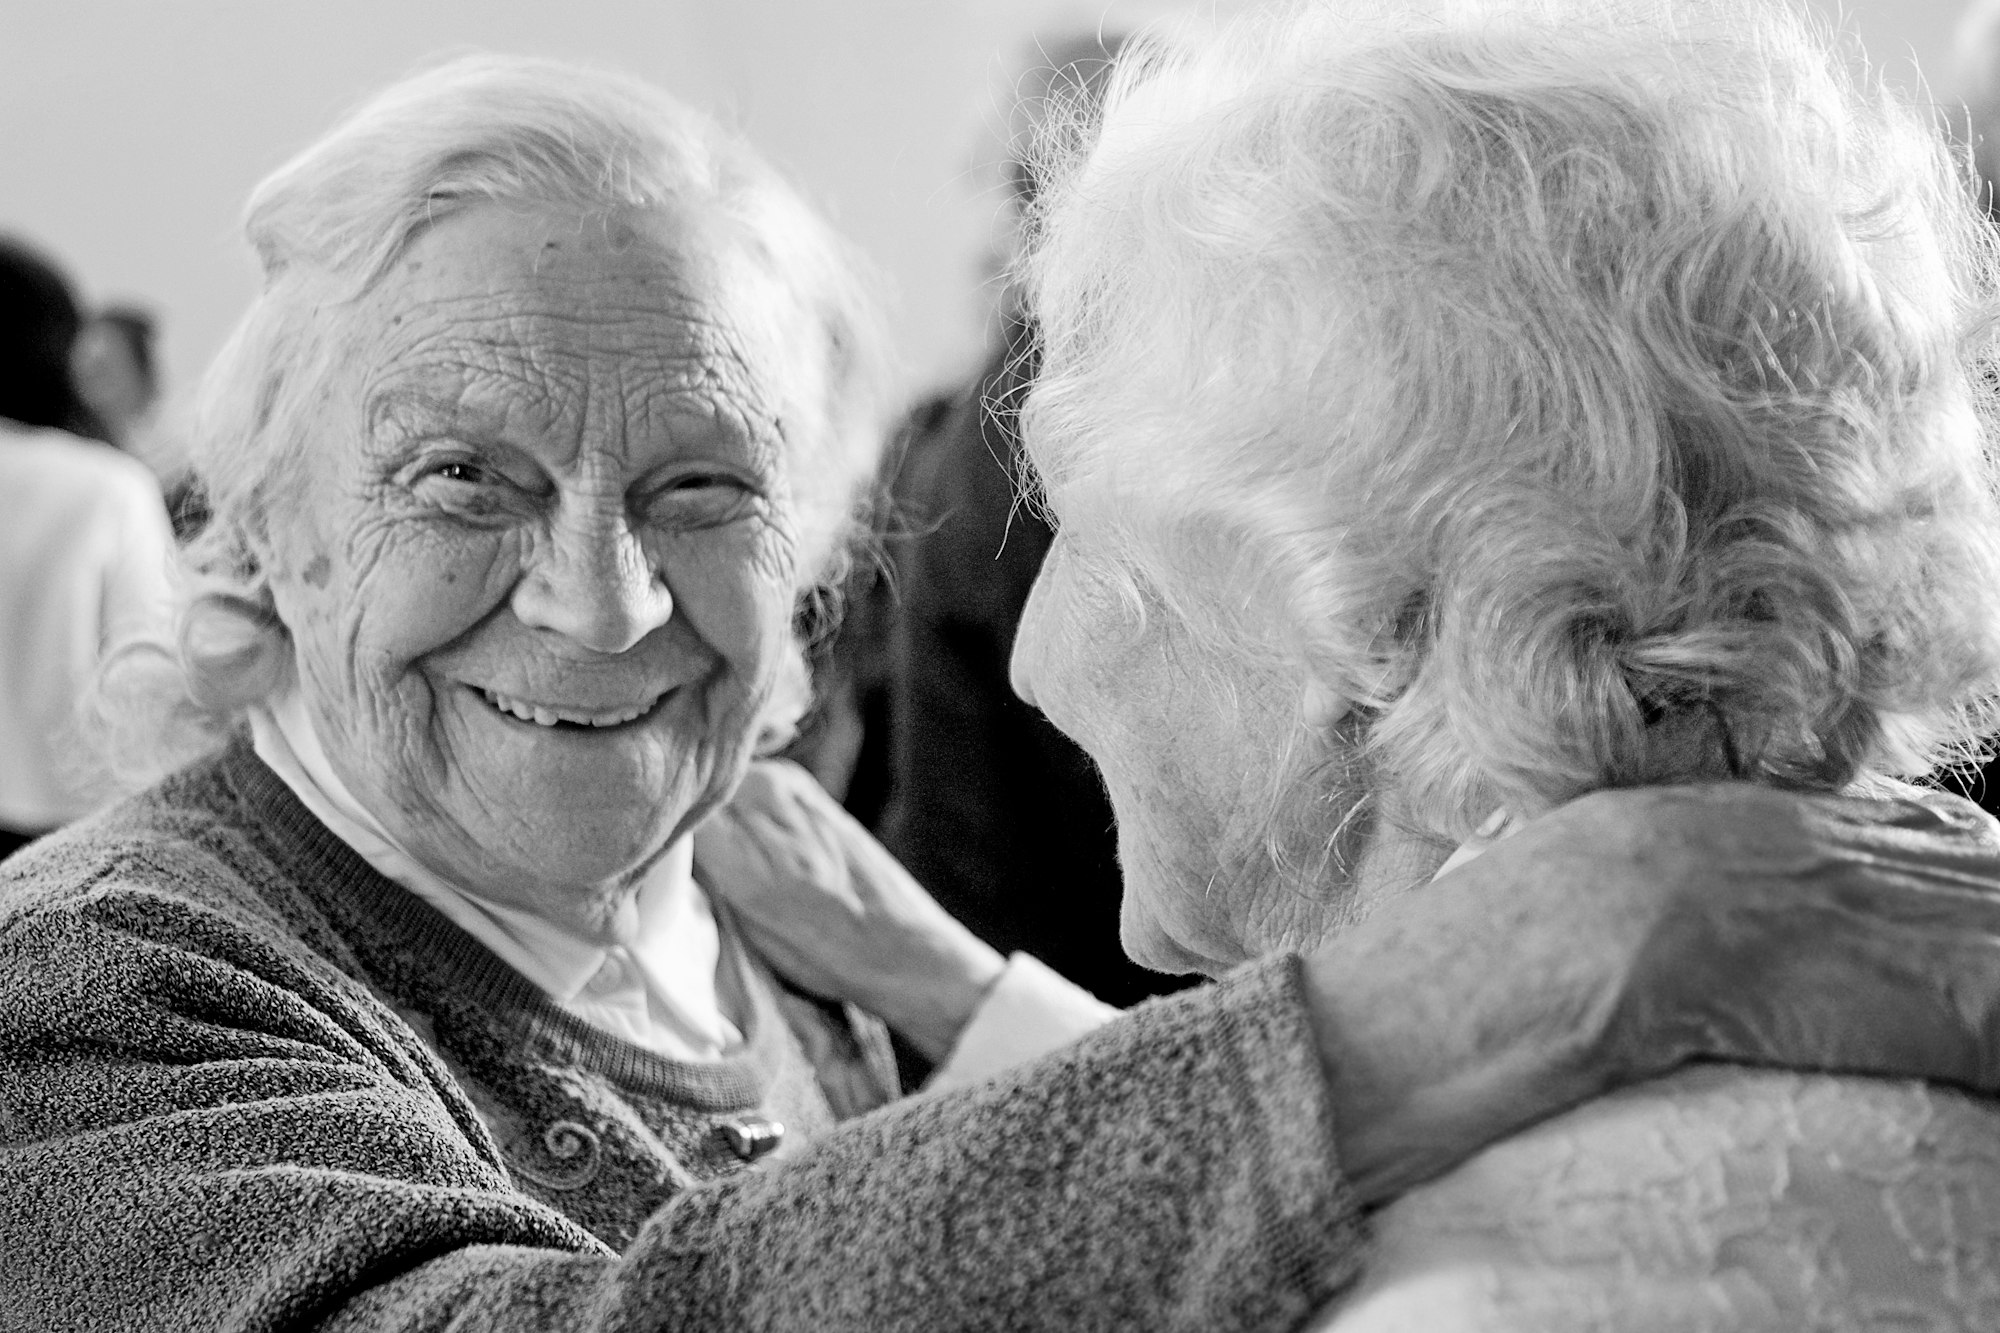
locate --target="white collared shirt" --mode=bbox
[251,687,1124,1081]
[250,688,744,1061]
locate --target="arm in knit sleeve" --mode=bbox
[0,873,1362,1333]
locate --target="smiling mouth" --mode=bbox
[474,686,668,730]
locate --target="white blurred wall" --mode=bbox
[0,0,1980,450]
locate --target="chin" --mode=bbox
[1119,896,1233,978]
[1115,839,1251,978]
[431,768,696,889]
[536,824,672,880]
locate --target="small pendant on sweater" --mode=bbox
[717,1116,785,1162]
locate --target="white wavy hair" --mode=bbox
[1022,0,2000,839]
[100,54,896,779]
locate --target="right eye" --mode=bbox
[638,468,763,531]
[406,452,531,519]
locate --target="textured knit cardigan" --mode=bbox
[0,740,1363,1331]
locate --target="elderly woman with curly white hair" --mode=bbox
[5,30,2000,1333]
[935,0,2000,1321]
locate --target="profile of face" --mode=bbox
[1012,531,1380,976]
[260,203,820,935]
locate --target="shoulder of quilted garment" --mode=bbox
[1316,1065,2000,1331]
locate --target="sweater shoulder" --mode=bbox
[0,749,503,1149]
[0,749,340,963]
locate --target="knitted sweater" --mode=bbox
[0,742,1362,1332]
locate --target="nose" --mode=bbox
[511,505,675,655]
[1009,565,1053,707]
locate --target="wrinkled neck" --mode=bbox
[1344,802,1457,929]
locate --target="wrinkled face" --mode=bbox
[261,203,817,934]
[1011,530,1378,975]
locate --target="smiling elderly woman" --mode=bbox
[9,47,2000,1333]
[1003,0,2000,1323]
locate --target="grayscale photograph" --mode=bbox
[3,0,2000,1327]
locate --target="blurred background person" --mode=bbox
[864,32,1191,1009]
[0,236,110,443]
[68,301,211,536]
[0,236,175,859]
[70,303,162,453]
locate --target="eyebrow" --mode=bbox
[364,379,522,440]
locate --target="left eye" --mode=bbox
[642,472,758,528]
[426,460,491,485]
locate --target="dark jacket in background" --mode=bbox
[871,323,1187,1009]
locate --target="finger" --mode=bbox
[729,759,822,825]
[691,803,755,863]
[729,761,787,808]
[732,771,810,830]
[735,806,826,877]
[759,779,870,872]
[740,807,864,909]
[697,802,841,904]
[751,757,823,805]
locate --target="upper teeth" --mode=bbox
[480,688,657,728]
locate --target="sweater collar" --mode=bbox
[243,687,740,1060]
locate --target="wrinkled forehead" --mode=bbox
[331,202,828,469]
